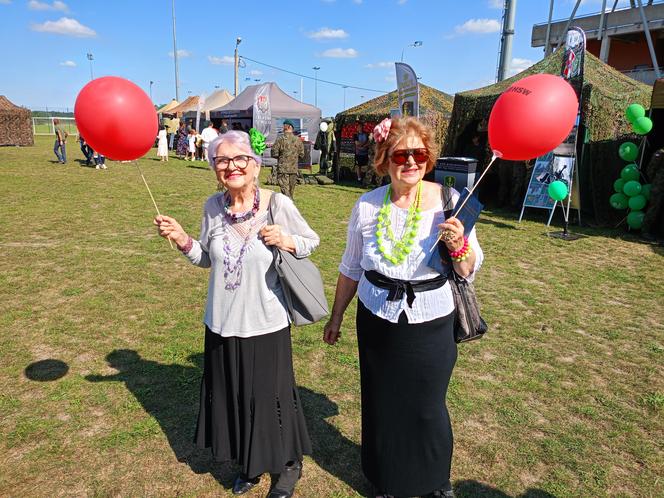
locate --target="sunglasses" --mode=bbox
[391,148,429,166]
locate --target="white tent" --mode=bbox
[183,89,234,120]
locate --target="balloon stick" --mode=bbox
[135,162,174,249]
[431,154,498,250]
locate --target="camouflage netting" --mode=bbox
[0,96,33,147]
[443,50,652,226]
[335,83,454,156]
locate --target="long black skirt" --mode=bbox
[194,326,312,477]
[356,300,457,497]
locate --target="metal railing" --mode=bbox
[622,66,663,85]
[32,117,78,136]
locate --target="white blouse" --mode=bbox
[339,184,483,324]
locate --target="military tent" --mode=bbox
[0,96,33,146]
[445,50,651,225]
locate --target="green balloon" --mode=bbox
[618,142,638,162]
[625,103,646,123]
[548,180,568,201]
[613,178,626,193]
[633,116,653,135]
[623,180,642,197]
[642,183,652,200]
[609,192,629,210]
[628,194,647,211]
[620,164,640,182]
[627,210,645,229]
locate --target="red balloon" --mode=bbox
[488,74,578,161]
[74,76,157,161]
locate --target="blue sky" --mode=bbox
[0,0,632,116]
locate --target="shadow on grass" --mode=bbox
[455,480,556,498]
[24,359,69,381]
[186,164,210,171]
[85,349,235,490]
[298,386,368,496]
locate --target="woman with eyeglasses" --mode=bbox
[154,130,318,498]
[323,117,483,498]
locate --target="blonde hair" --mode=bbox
[373,117,436,176]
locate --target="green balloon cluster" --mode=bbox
[610,103,650,230]
[625,103,652,135]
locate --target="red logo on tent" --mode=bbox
[563,50,576,79]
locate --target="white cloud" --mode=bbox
[207,55,233,65]
[508,57,534,76]
[31,17,96,37]
[385,75,396,82]
[455,18,501,35]
[59,60,76,67]
[488,0,503,8]
[28,0,68,11]
[0,0,12,4]
[249,69,263,76]
[366,61,393,69]
[398,0,407,4]
[169,49,192,58]
[321,47,358,58]
[308,27,349,40]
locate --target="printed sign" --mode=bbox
[395,62,419,117]
[253,84,272,137]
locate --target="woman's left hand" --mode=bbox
[438,217,465,252]
[261,224,296,252]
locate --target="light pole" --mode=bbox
[234,37,242,97]
[312,66,320,107]
[171,0,180,101]
[342,85,348,109]
[86,52,94,80]
[400,40,423,62]
[149,80,154,101]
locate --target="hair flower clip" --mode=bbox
[249,128,266,155]
[373,118,392,143]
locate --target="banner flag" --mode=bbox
[253,84,272,137]
[395,62,419,117]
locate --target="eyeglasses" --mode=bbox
[213,154,253,170]
[391,148,429,165]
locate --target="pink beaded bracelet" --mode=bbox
[179,236,193,254]
[448,237,469,258]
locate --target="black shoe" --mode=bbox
[266,461,302,498]
[232,474,260,495]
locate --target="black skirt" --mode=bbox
[194,326,312,477]
[356,300,457,497]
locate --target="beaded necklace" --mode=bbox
[221,213,263,291]
[222,188,260,224]
[375,181,423,265]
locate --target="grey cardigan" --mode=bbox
[184,192,320,337]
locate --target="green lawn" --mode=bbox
[1,136,662,497]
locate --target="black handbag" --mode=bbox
[267,193,329,326]
[439,186,488,343]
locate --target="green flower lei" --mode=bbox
[248,128,266,155]
[375,181,423,265]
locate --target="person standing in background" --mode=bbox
[354,122,369,183]
[271,120,304,199]
[53,118,68,164]
[157,125,169,162]
[200,121,219,162]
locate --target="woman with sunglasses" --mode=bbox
[323,117,483,498]
[154,130,318,498]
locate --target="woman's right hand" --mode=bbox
[154,215,188,248]
[323,318,343,345]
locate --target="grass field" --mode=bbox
[1,136,663,498]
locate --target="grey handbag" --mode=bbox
[439,186,488,343]
[267,193,329,326]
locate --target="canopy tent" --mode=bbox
[168,96,200,116]
[335,83,454,155]
[210,82,321,143]
[157,99,179,114]
[0,95,33,146]
[183,89,233,120]
[444,50,651,226]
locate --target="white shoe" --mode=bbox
[95,165,101,169]
[101,164,107,169]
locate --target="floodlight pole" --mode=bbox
[636,0,661,78]
[86,52,94,81]
[234,37,242,97]
[171,0,180,101]
[313,66,320,107]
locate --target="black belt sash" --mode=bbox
[363,270,448,308]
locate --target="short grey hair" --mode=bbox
[207,130,262,170]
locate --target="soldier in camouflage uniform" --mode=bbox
[642,147,664,242]
[362,133,380,188]
[271,120,304,199]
